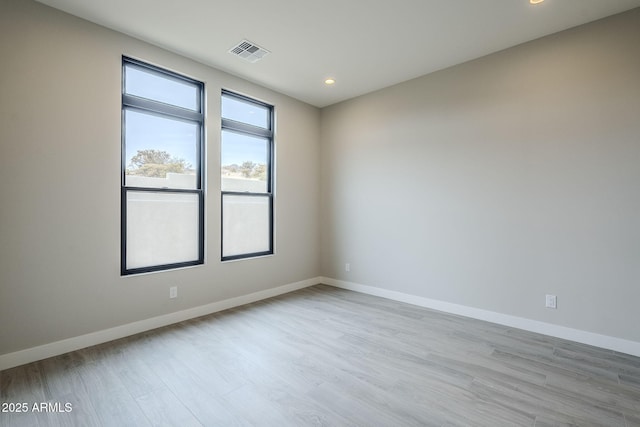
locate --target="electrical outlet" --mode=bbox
[345,263,350,272]
[170,286,178,299]
[545,294,557,309]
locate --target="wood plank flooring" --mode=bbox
[1,284,639,426]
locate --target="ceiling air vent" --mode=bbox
[228,40,270,63]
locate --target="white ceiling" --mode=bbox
[36,0,640,107]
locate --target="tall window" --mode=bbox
[121,57,204,275]
[221,91,274,261]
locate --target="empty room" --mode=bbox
[1,0,640,425]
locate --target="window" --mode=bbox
[221,91,274,261]
[121,57,204,275]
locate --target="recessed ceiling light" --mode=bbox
[324,78,335,85]
[530,0,544,4]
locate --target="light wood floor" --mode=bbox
[1,284,640,426]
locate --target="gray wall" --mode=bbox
[320,9,640,342]
[0,0,320,355]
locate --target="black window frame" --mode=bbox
[221,90,274,261]
[121,57,205,275]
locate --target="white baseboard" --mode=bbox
[0,277,320,371]
[321,277,640,358]
[4,276,637,371]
